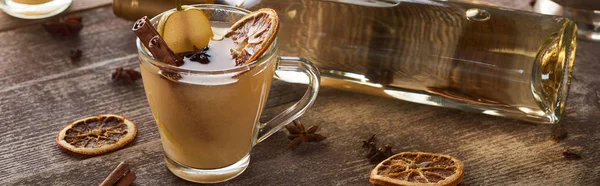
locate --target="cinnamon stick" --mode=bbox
[132,16,183,66]
[99,162,136,186]
[115,170,136,186]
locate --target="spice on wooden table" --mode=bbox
[361,135,394,163]
[56,114,137,156]
[69,49,82,62]
[368,144,393,163]
[562,149,582,160]
[550,126,568,142]
[362,134,376,148]
[99,162,136,186]
[112,67,142,85]
[370,152,464,186]
[43,15,83,37]
[285,120,327,150]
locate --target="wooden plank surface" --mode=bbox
[1,0,600,185]
[0,0,112,32]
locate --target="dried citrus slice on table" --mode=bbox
[370,152,464,186]
[56,114,137,156]
[225,8,279,65]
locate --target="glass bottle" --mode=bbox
[250,0,577,124]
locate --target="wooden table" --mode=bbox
[1,0,599,185]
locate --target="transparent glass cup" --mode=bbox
[0,0,72,19]
[136,5,320,183]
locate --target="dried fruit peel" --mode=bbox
[225,8,279,65]
[56,114,137,156]
[370,152,464,186]
[157,5,213,54]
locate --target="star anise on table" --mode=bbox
[43,15,83,37]
[69,49,82,62]
[285,120,327,150]
[112,67,141,85]
[362,134,376,148]
[362,135,393,163]
[550,126,568,142]
[562,149,582,160]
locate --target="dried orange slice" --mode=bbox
[370,152,464,186]
[225,8,279,65]
[56,114,137,156]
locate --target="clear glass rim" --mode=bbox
[135,4,279,75]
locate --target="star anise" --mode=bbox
[285,120,327,150]
[43,15,83,37]
[362,134,376,148]
[376,145,393,162]
[69,49,82,62]
[562,149,582,160]
[112,67,142,85]
[550,126,568,142]
[179,46,210,64]
[362,135,393,163]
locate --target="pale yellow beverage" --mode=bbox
[140,24,277,169]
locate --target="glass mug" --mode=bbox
[0,0,72,19]
[136,5,320,183]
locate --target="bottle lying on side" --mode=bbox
[257,0,577,124]
[115,0,577,124]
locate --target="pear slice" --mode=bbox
[157,6,213,54]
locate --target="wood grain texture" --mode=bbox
[1,0,600,186]
[0,0,111,32]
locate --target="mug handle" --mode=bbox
[255,56,320,144]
